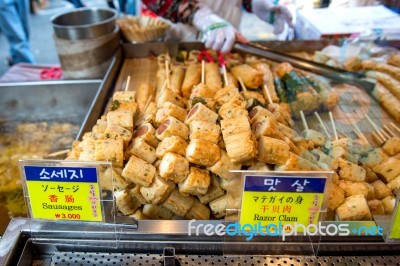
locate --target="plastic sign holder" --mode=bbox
[224,170,333,257]
[388,193,400,241]
[19,159,123,248]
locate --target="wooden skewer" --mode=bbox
[201,60,205,84]
[353,130,364,143]
[159,80,167,96]
[263,84,273,106]
[390,122,400,135]
[143,95,153,113]
[379,129,390,141]
[384,125,396,137]
[372,131,385,145]
[375,129,386,142]
[45,149,70,158]
[165,59,170,89]
[365,115,385,141]
[124,75,131,91]
[380,128,390,140]
[222,65,229,87]
[353,123,369,144]
[328,111,338,141]
[300,110,308,131]
[337,129,349,139]
[238,77,247,92]
[314,111,330,138]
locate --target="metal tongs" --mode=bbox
[233,42,375,93]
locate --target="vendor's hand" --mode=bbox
[193,7,248,53]
[252,0,294,35]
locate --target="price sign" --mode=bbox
[240,175,327,232]
[23,165,103,222]
[389,194,400,240]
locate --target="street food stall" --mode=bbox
[1,6,400,266]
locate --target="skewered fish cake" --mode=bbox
[185,198,211,220]
[185,103,219,124]
[122,155,156,187]
[156,101,187,123]
[103,124,132,148]
[231,64,263,89]
[336,158,366,182]
[162,189,194,217]
[362,60,400,81]
[115,190,141,215]
[209,195,228,219]
[189,120,220,144]
[179,167,211,196]
[94,139,124,167]
[257,136,290,165]
[156,116,189,140]
[156,135,188,158]
[367,199,385,215]
[186,139,221,167]
[371,180,393,200]
[125,138,157,164]
[382,196,395,215]
[387,53,400,67]
[220,115,251,138]
[336,195,372,221]
[159,152,190,183]
[182,63,201,98]
[205,62,222,92]
[224,131,257,163]
[208,150,242,180]
[107,110,134,132]
[128,185,148,205]
[140,175,175,204]
[337,180,370,199]
[133,123,160,148]
[327,184,345,212]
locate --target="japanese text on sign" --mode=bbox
[240,175,327,232]
[23,165,103,222]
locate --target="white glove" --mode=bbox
[193,6,247,53]
[252,0,294,35]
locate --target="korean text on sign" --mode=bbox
[24,166,103,222]
[240,175,327,232]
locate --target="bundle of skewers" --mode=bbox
[66,50,400,222]
[299,111,400,221]
[116,16,169,43]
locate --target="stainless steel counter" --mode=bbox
[1,218,400,265]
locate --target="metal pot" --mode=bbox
[51,8,118,40]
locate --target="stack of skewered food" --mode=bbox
[66,50,400,222]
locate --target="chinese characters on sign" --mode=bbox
[240,175,327,231]
[24,166,103,222]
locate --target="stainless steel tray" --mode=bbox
[0,80,101,235]
[0,80,101,124]
[1,218,400,265]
